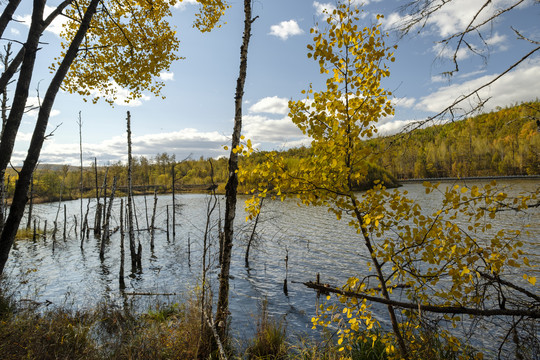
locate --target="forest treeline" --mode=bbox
[1,101,538,202]
[370,101,539,179]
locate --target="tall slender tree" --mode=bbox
[215,0,256,341]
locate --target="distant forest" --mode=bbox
[2,101,538,202]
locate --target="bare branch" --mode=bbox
[303,280,540,318]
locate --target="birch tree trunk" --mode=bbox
[215,0,255,340]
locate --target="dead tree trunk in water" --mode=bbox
[166,205,170,242]
[119,198,125,290]
[78,112,83,241]
[171,163,176,242]
[93,158,101,237]
[215,0,256,340]
[62,204,66,241]
[101,167,108,230]
[150,189,157,250]
[100,176,116,260]
[126,111,140,272]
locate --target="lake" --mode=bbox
[2,179,539,353]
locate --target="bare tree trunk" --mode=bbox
[0,0,100,276]
[126,111,140,273]
[0,171,5,231]
[93,157,101,237]
[0,0,22,39]
[215,0,256,340]
[78,112,83,241]
[25,173,33,230]
[63,204,67,241]
[119,198,125,290]
[0,1,44,256]
[0,43,12,232]
[101,167,108,230]
[100,176,117,260]
[166,205,170,242]
[82,197,91,245]
[171,163,176,242]
[150,189,157,250]
[144,194,149,232]
[0,1,71,94]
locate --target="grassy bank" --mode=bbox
[0,287,393,360]
[0,286,488,360]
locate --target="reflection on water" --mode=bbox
[3,180,539,348]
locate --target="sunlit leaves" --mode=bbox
[56,0,227,105]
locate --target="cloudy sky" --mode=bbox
[4,0,540,165]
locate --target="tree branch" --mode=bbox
[303,280,540,318]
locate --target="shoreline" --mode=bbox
[397,174,540,184]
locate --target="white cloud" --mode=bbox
[269,20,304,40]
[243,115,305,143]
[249,96,289,115]
[15,5,68,36]
[416,58,540,114]
[394,97,416,108]
[33,128,230,165]
[159,72,175,81]
[174,0,198,10]
[376,118,417,136]
[486,32,509,51]
[10,28,20,35]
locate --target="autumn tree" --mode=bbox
[241,1,539,359]
[0,0,227,275]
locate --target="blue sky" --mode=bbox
[4,0,540,165]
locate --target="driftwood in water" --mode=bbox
[119,198,125,290]
[150,189,157,250]
[124,292,177,296]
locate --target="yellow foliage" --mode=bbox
[56,0,227,105]
[237,0,539,358]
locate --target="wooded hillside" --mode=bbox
[2,102,538,202]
